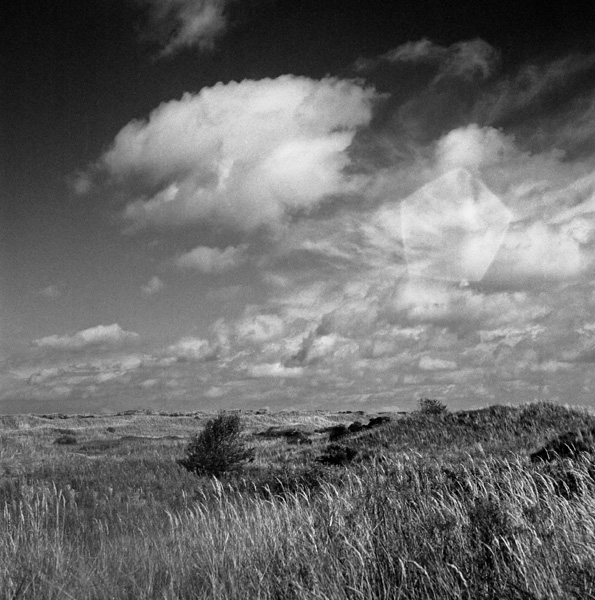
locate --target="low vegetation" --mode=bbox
[2,401,595,598]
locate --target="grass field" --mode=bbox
[2,401,595,599]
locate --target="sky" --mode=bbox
[2,0,595,414]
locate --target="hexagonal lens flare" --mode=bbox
[401,169,512,282]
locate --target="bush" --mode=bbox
[177,413,254,477]
[418,397,448,415]
[54,434,77,445]
[317,444,358,466]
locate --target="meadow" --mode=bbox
[2,401,595,599]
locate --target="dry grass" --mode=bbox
[2,402,595,599]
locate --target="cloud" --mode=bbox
[140,0,229,56]
[92,76,377,231]
[34,324,139,351]
[174,244,246,273]
[164,337,218,361]
[475,53,595,129]
[435,125,517,172]
[359,38,500,81]
[401,168,512,282]
[235,313,286,343]
[419,355,457,371]
[485,221,586,285]
[141,276,165,295]
[246,362,304,378]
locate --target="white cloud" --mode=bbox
[174,244,246,273]
[95,76,377,231]
[419,355,457,371]
[435,125,517,172]
[164,337,217,361]
[235,313,286,343]
[141,276,165,296]
[34,324,139,351]
[392,279,548,331]
[141,0,229,56]
[486,221,585,284]
[246,362,304,378]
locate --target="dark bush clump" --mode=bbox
[531,429,595,462]
[178,413,255,477]
[317,444,358,466]
[328,424,349,441]
[54,434,77,445]
[366,415,391,429]
[348,421,364,433]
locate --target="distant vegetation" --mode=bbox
[2,401,595,598]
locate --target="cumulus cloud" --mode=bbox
[34,324,139,351]
[435,125,517,172]
[92,76,377,231]
[140,0,229,56]
[141,276,165,296]
[174,244,246,273]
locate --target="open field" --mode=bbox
[2,402,595,599]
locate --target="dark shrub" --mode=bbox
[286,431,312,445]
[366,415,391,429]
[54,434,77,445]
[531,429,595,462]
[348,421,364,433]
[106,427,116,433]
[418,397,448,415]
[328,424,349,441]
[177,413,255,477]
[317,444,358,466]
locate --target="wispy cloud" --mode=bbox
[139,0,229,56]
[357,38,500,82]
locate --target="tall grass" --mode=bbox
[3,455,595,598]
[3,402,595,598]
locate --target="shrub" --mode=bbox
[177,413,255,477]
[328,424,349,441]
[54,434,77,445]
[317,444,358,466]
[418,397,448,415]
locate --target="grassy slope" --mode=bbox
[2,402,595,599]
